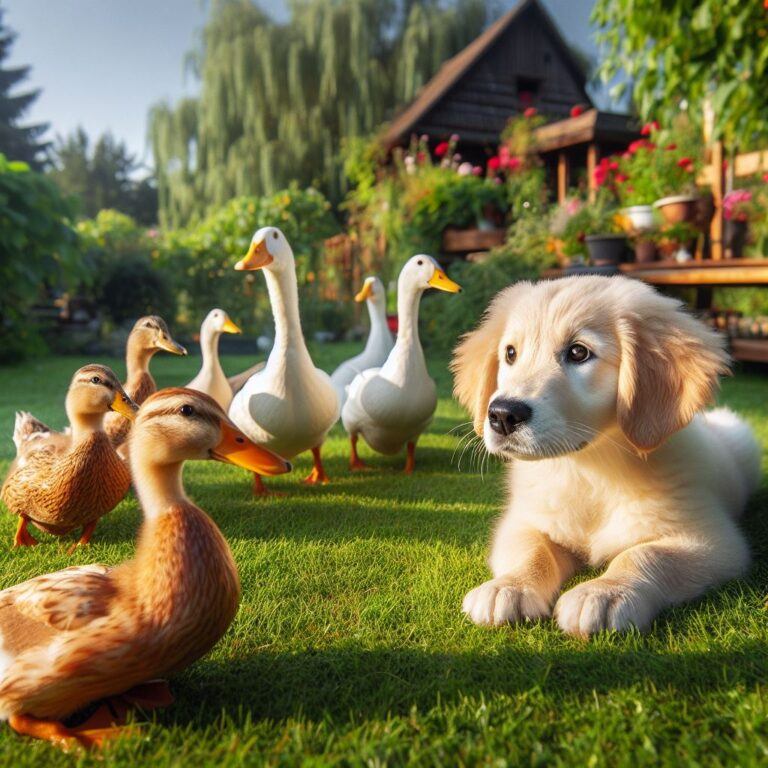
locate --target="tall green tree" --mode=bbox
[593,0,768,146]
[0,7,48,167]
[48,127,158,224]
[149,0,487,227]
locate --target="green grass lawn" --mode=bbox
[0,345,767,766]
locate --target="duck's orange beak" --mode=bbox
[235,239,273,271]
[221,316,242,334]
[428,267,462,293]
[355,280,375,302]
[110,391,139,421]
[212,420,291,476]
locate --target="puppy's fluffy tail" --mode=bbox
[702,408,762,503]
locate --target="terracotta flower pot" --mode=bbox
[633,239,656,263]
[585,234,627,267]
[653,195,698,226]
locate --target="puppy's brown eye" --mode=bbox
[179,404,195,417]
[505,345,516,365]
[566,343,591,364]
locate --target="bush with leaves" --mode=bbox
[0,154,80,362]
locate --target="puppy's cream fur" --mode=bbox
[453,276,760,636]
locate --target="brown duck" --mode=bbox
[1,364,139,549]
[104,315,186,448]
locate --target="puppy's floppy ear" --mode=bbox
[451,290,511,435]
[616,291,730,452]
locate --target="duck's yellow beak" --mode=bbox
[110,391,138,421]
[155,335,187,356]
[428,268,462,293]
[222,316,242,334]
[212,420,291,476]
[354,280,375,303]
[235,238,273,271]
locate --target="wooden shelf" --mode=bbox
[730,338,768,364]
[543,259,768,287]
[442,228,505,254]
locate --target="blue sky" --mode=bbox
[5,0,598,166]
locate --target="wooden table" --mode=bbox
[541,259,768,362]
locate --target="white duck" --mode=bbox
[341,255,461,474]
[228,226,340,494]
[330,276,394,409]
[186,308,242,410]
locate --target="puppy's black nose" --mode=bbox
[488,398,533,436]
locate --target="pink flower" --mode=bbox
[507,156,522,171]
[570,104,584,117]
[640,120,659,136]
[472,165,483,176]
[435,141,449,157]
[487,156,501,171]
[763,172,768,182]
[450,133,459,143]
[523,107,537,118]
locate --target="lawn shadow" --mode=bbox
[164,639,768,728]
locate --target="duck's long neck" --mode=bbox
[394,284,424,355]
[265,266,311,361]
[364,298,390,353]
[66,398,106,444]
[200,324,224,378]
[132,458,186,518]
[126,336,154,383]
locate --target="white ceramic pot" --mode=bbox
[621,204,656,233]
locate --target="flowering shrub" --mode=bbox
[594,117,703,206]
[723,189,755,222]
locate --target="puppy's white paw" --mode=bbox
[462,578,551,627]
[554,579,652,636]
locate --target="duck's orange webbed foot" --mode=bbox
[404,441,416,475]
[349,434,370,471]
[67,520,98,555]
[252,473,285,497]
[13,517,38,548]
[8,712,131,750]
[303,446,329,485]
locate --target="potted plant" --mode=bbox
[655,221,699,262]
[629,233,657,263]
[583,203,628,267]
[722,189,756,258]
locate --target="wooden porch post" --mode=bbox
[586,143,598,203]
[557,152,569,204]
[710,140,724,261]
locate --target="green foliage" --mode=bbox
[593,0,768,146]
[76,210,174,325]
[154,185,339,334]
[421,214,555,352]
[0,9,48,167]
[48,128,158,224]
[0,154,79,362]
[149,0,487,227]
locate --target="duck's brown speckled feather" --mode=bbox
[0,503,240,720]
[1,432,131,535]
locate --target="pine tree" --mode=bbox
[149,0,487,227]
[0,8,48,167]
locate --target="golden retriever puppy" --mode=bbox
[453,276,760,636]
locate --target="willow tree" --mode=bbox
[149,0,486,227]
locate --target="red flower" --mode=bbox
[640,120,660,136]
[487,156,501,171]
[676,157,693,168]
[628,139,655,154]
[665,143,677,151]
[763,172,768,182]
[435,141,450,157]
[507,155,522,171]
[523,107,537,118]
[615,173,629,183]
[570,104,584,118]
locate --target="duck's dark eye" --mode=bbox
[91,375,101,384]
[273,231,278,239]
[566,343,591,364]
[417,259,423,265]
[144,321,153,328]
[505,345,516,365]
[179,404,195,417]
